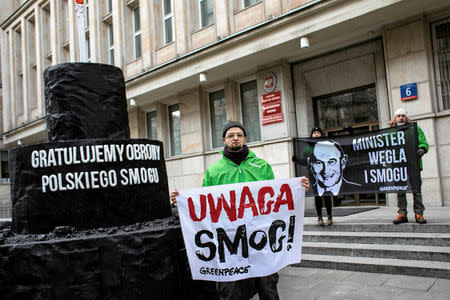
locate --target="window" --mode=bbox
[169,104,181,156]
[314,85,378,130]
[17,74,23,115]
[108,23,114,65]
[28,16,37,108]
[432,17,450,111]
[42,4,52,68]
[199,0,214,28]
[106,0,112,14]
[242,0,261,9]
[0,151,9,184]
[85,1,90,63]
[209,89,227,148]
[64,0,69,42]
[133,6,142,59]
[146,111,158,140]
[85,0,89,28]
[14,28,23,115]
[163,0,174,44]
[86,36,91,62]
[61,0,70,62]
[240,80,261,143]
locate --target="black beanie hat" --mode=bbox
[310,127,323,137]
[222,121,247,138]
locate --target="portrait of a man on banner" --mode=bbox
[307,140,361,196]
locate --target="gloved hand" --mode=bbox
[417,148,426,158]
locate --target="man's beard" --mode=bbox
[229,145,243,151]
[397,121,406,126]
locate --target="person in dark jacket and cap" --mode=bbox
[310,127,333,226]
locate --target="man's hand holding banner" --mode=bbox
[176,178,305,282]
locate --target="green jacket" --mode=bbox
[417,125,428,171]
[202,149,275,187]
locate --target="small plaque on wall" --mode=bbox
[263,72,277,93]
[261,91,284,126]
[400,83,418,101]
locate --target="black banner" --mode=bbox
[293,124,420,197]
[9,139,172,233]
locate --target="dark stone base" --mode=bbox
[0,218,218,300]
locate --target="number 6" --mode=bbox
[405,87,411,96]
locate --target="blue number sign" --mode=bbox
[400,83,418,101]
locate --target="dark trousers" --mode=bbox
[397,192,425,215]
[397,177,425,215]
[315,196,332,217]
[217,273,279,300]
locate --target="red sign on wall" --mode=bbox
[261,91,283,126]
[262,114,284,125]
[262,102,282,116]
[261,91,281,105]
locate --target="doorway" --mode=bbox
[292,40,390,206]
[313,84,386,206]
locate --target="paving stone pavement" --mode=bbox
[271,266,450,300]
[252,205,450,300]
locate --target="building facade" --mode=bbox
[0,0,21,217]
[1,0,449,216]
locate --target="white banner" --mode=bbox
[177,178,305,282]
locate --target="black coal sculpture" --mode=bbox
[10,63,172,234]
[1,63,218,299]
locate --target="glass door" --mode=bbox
[313,84,385,206]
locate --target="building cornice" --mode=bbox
[2,116,45,136]
[0,0,34,29]
[2,117,46,147]
[124,0,331,86]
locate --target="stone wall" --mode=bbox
[384,19,445,206]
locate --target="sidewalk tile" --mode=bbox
[428,278,450,294]
[381,274,437,291]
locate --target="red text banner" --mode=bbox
[261,91,281,105]
[177,178,305,282]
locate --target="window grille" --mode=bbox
[432,17,450,111]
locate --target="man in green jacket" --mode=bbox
[390,108,429,225]
[171,121,309,300]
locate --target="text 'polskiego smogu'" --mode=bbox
[29,143,162,193]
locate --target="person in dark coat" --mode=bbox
[310,127,333,226]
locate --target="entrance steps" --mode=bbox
[295,223,450,279]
